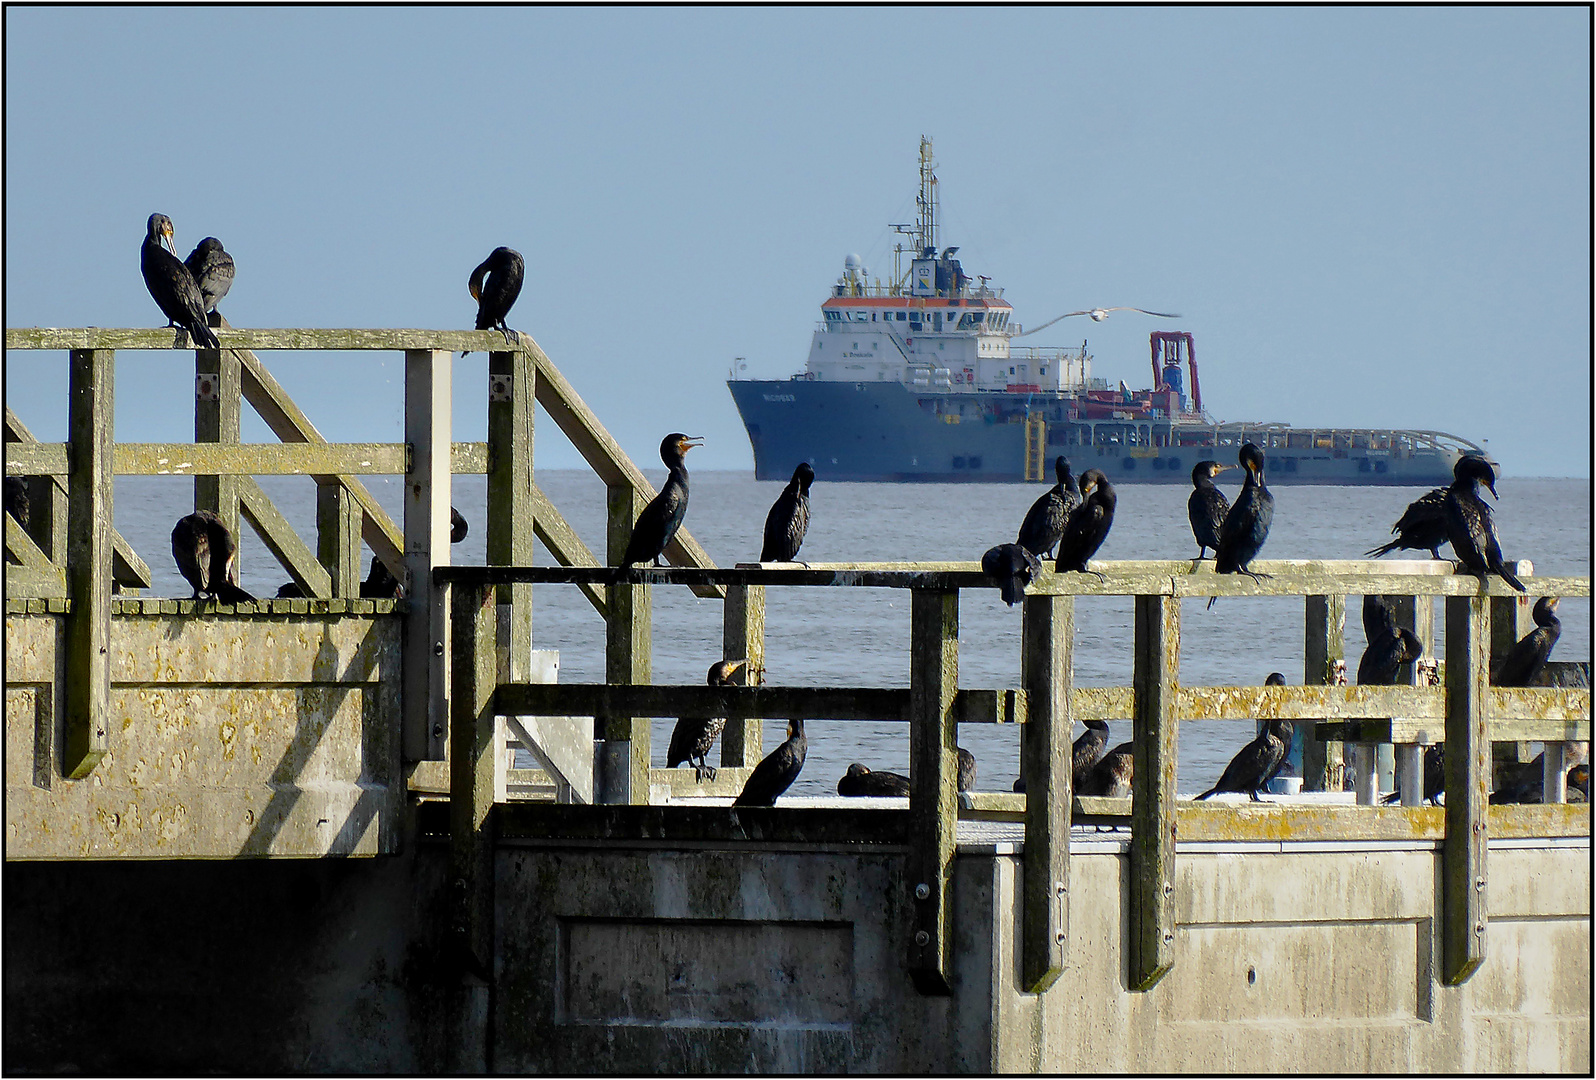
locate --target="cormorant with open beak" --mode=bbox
[622,433,702,568]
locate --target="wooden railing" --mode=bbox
[3,326,722,772]
[435,559,1588,998]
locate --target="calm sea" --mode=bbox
[114,471,1590,795]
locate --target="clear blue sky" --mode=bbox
[5,6,1590,476]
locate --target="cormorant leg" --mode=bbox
[1249,788,1263,802]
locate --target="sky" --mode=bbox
[4,6,1590,477]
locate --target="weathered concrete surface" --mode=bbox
[4,611,402,857]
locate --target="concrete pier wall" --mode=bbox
[7,820,1583,1073]
[4,608,403,858]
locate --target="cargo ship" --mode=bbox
[728,138,1486,485]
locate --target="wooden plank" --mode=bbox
[1179,683,1442,720]
[63,349,114,778]
[604,483,651,803]
[1303,594,1346,792]
[5,564,68,599]
[527,481,607,617]
[449,581,498,984]
[317,481,361,597]
[487,349,535,684]
[6,513,57,573]
[4,443,69,475]
[528,345,722,599]
[194,343,241,537]
[403,349,453,761]
[908,588,959,995]
[1317,715,1589,744]
[5,326,512,352]
[1130,592,1179,991]
[491,683,1022,723]
[721,584,765,768]
[237,477,333,599]
[3,440,484,476]
[1073,686,1134,720]
[111,532,152,590]
[1020,593,1070,991]
[1442,593,1489,985]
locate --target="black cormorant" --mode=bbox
[622,433,702,567]
[1444,455,1524,592]
[1195,672,1292,801]
[666,659,746,782]
[957,746,977,792]
[1074,719,1111,781]
[1571,762,1590,801]
[1213,443,1273,581]
[451,508,469,545]
[1357,596,1423,686]
[1382,744,1445,805]
[468,246,525,348]
[732,719,806,806]
[760,461,814,563]
[1492,596,1561,687]
[837,763,910,796]
[360,556,404,599]
[1187,460,1231,559]
[982,542,1042,606]
[1054,469,1115,578]
[183,237,234,314]
[1017,456,1079,558]
[142,214,220,349]
[1490,745,1590,804]
[1366,487,1450,560]
[171,510,253,603]
[1077,740,1135,797]
[4,476,29,529]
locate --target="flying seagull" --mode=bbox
[1015,306,1182,337]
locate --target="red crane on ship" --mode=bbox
[1150,331,1202,416]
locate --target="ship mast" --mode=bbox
[916,135,938,257]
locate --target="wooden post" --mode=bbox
[1303,594,1346,791]
[604,483,651,803]
[1020,593,1071,991]
[908,587,958,995]
[487,348,535,683]
[450,581,497,974]
[721,583,766,768]
[1442,592,1489,985]
[63,349,115,778]
[316,483,361,596]
[1130,592,1179,991]
[403,349,453,761]
[194,346,241,534]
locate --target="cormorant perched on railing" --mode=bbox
[1357,596,1423,686]
[141,214,220,349]
[982,543,1042,606]
[1187,460,1231,559]
[1017,455,1079,559]
[1013,720,1113,794]
[1195,672,1292,801]
[451,507,469,545]
[1213,443,1273,580]
[666,659,747,782]
[1077,740,1135,797]
[838,763,909,797]
[1492,596,1561,687]
[622,433,702,568]
[466,246,525,353]
[1365,486,1450,560]
[1054,469,1114,579]
[1444,455,1524,592]
[1490,744,1590,804]
[171,511,253,603]
[4,476,30,529]
[732,719,806,806]
[760,461,814,563]
[957,746,977,792]
[183,237,234,315]
[1382,744,1444,805]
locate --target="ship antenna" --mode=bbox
[917,135,938,258]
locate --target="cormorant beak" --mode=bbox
[1485,480,1499,500]
[1215,464,1234,475]
[470,281,481,301]
[161,225,176,255]
[680,436,704,453]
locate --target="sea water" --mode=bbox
[111,471,1590,795]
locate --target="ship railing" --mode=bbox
[434,557,1588,994]
[3,324,723,775]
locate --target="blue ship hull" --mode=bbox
[728,379,1469,485]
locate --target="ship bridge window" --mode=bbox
[956,312,985,329]
[896,311,906,321]
[825,310,842,322]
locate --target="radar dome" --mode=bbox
[844,254,862,273]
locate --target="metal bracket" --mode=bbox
[195,373,220,402]
[489,373,513,402]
